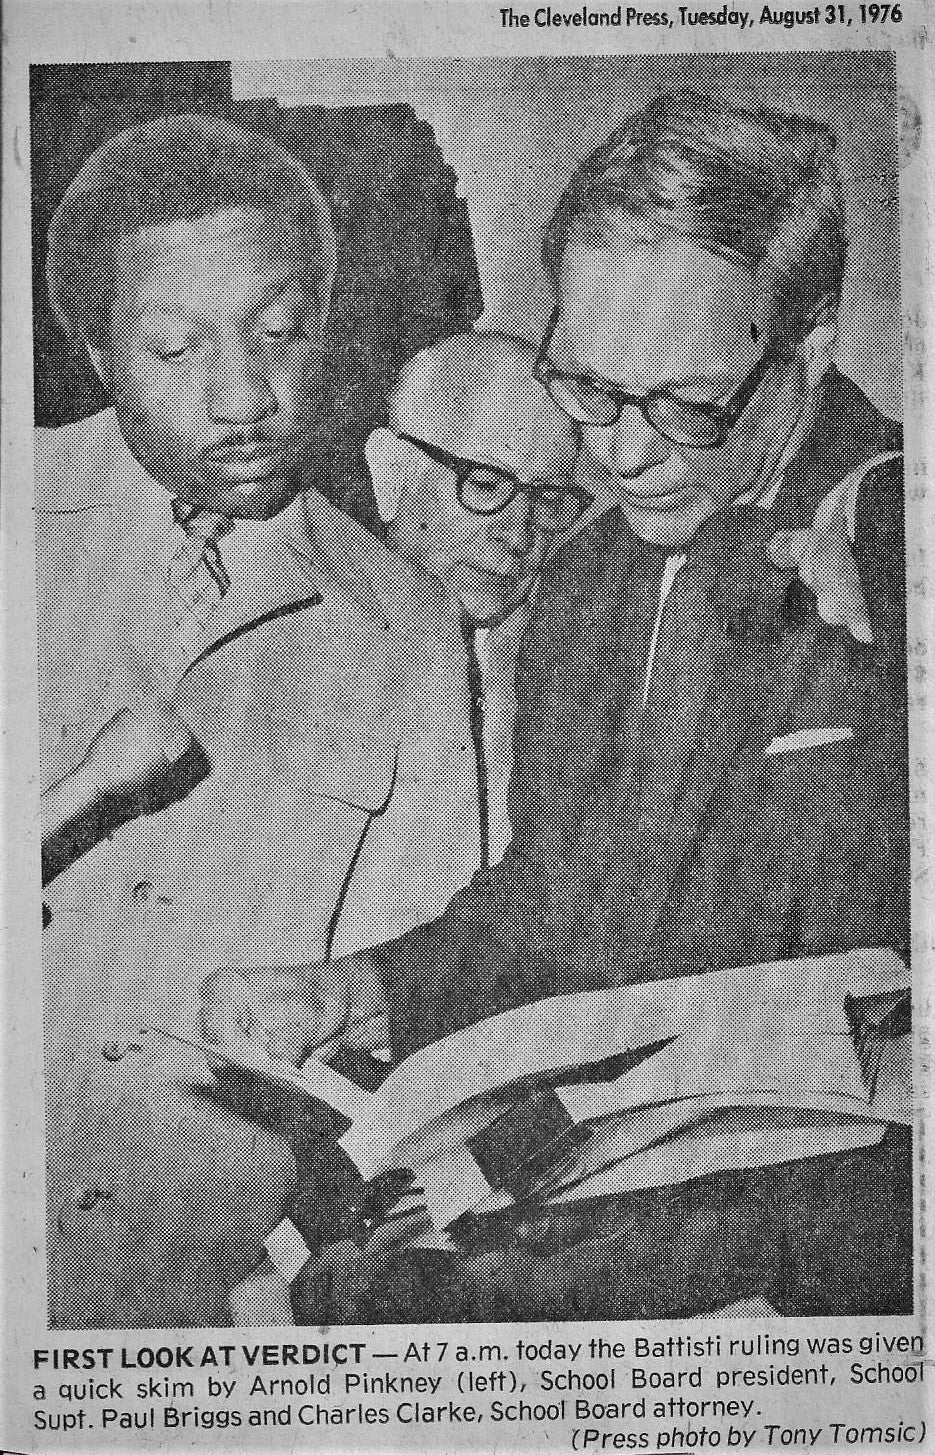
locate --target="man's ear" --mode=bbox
[364,427,414,524]
[797,300,838,394]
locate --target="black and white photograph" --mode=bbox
[2,12,930,1453]
[31,48,913,1331]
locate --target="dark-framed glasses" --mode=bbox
[395,432,593,531]
[534,303,778,449]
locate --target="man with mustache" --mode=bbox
[37,111,339,1327]
[210,91,910,1322]
[39,111,582,1330]
[38,114,337,882]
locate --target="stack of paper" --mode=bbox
[342,950,909,1231]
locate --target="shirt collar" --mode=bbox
[474,587,536,669]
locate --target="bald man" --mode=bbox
[53,330,582,1329]
[365,332,592,868]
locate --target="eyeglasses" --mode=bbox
[394,432,593,531]
[534,304,779,449]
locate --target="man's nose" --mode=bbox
[588,406,671,477]
[490,490,537,556]
[204,340,277,427]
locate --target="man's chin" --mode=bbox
[460,582,530,629]
[183,470,303,522]
[621,493,715,549]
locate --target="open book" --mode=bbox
[168,948,910,1240]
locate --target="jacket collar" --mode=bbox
[301,484,475,652]
[36,409,168,532]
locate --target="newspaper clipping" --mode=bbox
[1,3,931,1453]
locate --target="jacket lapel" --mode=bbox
[627,500,806,951]
[516,511,666,866]
[193,495,322,658]
[626,364,901,950]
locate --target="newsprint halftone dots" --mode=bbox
[34,54,911,1334]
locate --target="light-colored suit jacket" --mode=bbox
[38,410,485,1150]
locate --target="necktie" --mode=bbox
[474,618,526,867]
[160,500,233,682]
[463,624,491,872]
[636,554,715,863]
[170,500,231,608]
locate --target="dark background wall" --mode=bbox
[30,62,483,531]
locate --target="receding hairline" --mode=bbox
[388,330,543,427]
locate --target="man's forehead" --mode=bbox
[110,206,314,299]
[558,236,763,388]
[396,348,577,466]
[451,385,574,462]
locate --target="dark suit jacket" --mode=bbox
[376,368,907,1063]
[331,369,912,1325]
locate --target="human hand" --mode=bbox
[40,702,202,885]
[768,475,873,645]
[199,956,388,1069]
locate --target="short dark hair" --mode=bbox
[543,90,848,350]
[46,112,336,350]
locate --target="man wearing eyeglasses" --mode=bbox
[297,329,586,960]
[209,91,909,1323]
